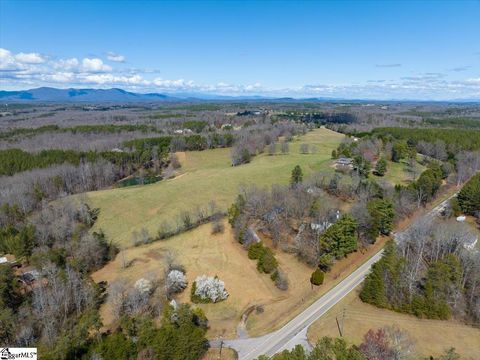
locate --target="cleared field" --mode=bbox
[308,290,480,359]
[92,220,387,339]
[375,159,425,186]
[86,128,344,247]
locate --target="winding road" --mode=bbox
[212,195,455,359]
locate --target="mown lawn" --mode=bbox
[86,128,344,247]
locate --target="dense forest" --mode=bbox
[457,172,480,215]
[372,127,480,156]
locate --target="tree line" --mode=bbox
[372,127,480,158]
[360,218,480,325]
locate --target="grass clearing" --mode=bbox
[202,347,237,360]
[375,159,425,186]
[86,128,344,247]
[308,290,480,359]
[92,220,387,339]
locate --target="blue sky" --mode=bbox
[1,0,479,99]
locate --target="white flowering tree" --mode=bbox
[134,278,152,294]
[166,270,188,295]
[192,275,228,303]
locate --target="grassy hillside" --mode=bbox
[86,127,344,247]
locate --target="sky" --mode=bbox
[0,0,479,100]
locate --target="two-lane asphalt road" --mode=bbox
[222,250,384,359]
[218,193,456,360]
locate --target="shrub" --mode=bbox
[271,269,289,291]
[374,157,387,176]
[310,269,325,286]
[257,248,278,274]
[248,242,266,260]
[290,165,303,186]
[211,219,225,234]
[191,275,228,303]
[166,270,187,295]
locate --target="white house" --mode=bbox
[464,237,478,251]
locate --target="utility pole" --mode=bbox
[336,308,346,337]
[218,335,224,360]
[336,315,343,337]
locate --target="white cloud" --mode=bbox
[0,48,25,70]
[82,73,147,85]
[464,78,480,84]
[1,47,479,100]
[153,78,195,89]
[39,72,75,83]
[15,52,45,64]
[82,58,112,72]
[54,58,80,71]
[107,52,125,63]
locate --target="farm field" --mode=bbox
[307,290,480,359]
[92,220,387,339]
[86,127,344,247]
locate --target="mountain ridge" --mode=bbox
[0,87,478,103]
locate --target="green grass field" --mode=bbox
[86,128,344,247]
[375,159,425,186]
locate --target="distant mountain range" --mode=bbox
[0,87,478,103]
[0,87,177,102]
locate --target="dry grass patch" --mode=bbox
[93,221,291,338]
[92,219,387,340]
[245,235,387,337]
[202,347,237,360]
[308,290,480,359]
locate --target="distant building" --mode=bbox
[310,221,332,232]
[310,211,340,232]
[173,128,194,135]
[335,157,354,169]
[0,254,18,267]
[237,110,263,116]
[464,237,478,251]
